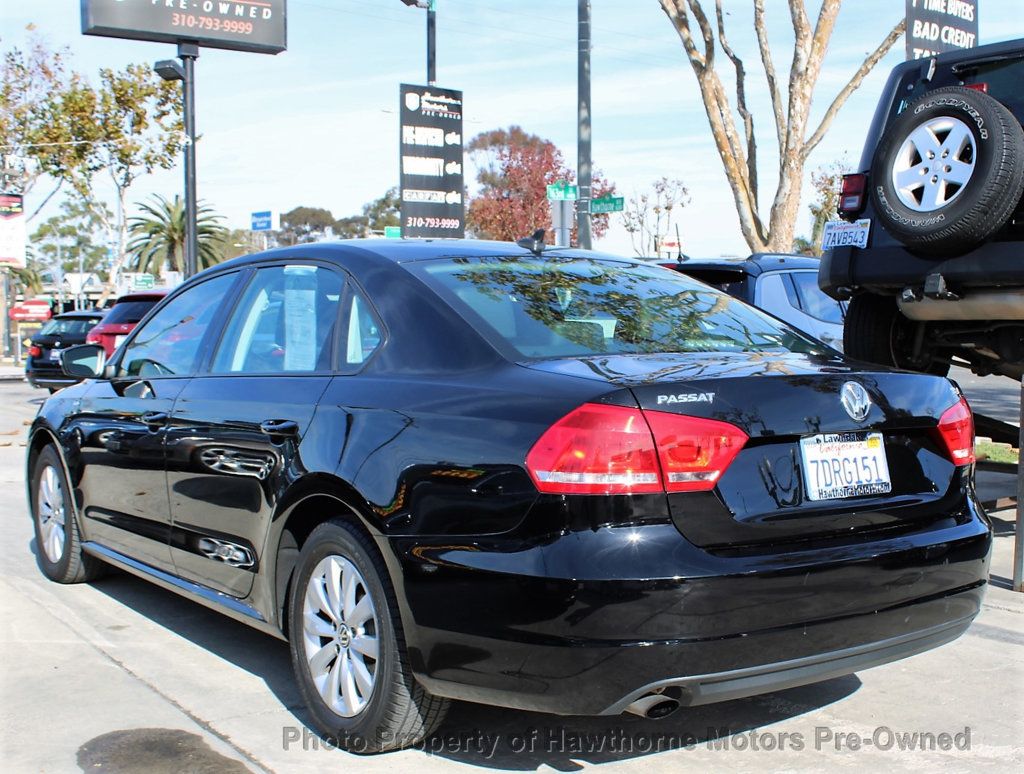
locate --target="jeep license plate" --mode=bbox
[821,219,870,250]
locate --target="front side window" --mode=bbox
[118,273,236,378]
[411,256,822,360]
[212,265,343,374]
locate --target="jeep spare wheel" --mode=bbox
[869,86,1024,253]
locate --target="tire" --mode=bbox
[844,294,950,377]
[287,518,448,753]
[31,445,105,583]
[869,86,1024,253]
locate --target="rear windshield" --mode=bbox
[103,300,159,325]
[675,268,749,299]
[412,256,822,360]
[38,317,102,336]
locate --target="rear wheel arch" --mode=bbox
[270,476,395,638]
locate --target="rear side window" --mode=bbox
[212,265,343,374]
[788,271,846,324]
[103,300,159,325]
[411,256,822,360]
[343,290,383,368]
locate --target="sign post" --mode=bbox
[399,84,464,239]
[905,0,978,60]
[81,1,287,278]
[547,182,578,248]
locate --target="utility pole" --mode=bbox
[577,0,592,250]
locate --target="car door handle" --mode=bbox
[259,419,299,437]
[141,411,169,427]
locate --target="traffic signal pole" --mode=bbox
[577,0,592,250]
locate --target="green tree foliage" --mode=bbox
[794,159,848,256]
[333,188,401,238]
[126,194,226,277]
[29,198,113,276]
[0,28,99,213]
[279,206,336,244]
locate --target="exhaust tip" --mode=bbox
[624,692,681,719]
[645,698,680,719]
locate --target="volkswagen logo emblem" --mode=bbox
[840,381,872,422]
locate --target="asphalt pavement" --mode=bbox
[1,379,1022,773]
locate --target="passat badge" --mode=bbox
[840,381,871,422]
[656,392,715,406]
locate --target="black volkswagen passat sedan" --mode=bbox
[28,240,990,752]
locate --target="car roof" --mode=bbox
[204,239,643,276]
[52,310,105,319]
[661,253,821,277]
[114,290,169,303]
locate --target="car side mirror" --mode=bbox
[61,344,107,379]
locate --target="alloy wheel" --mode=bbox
[890,116,976,212]
[37,465,66,563]
[301,554,379,717]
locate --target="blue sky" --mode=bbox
[3,1,1023,256]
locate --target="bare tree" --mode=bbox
[658,0,904,252]
[621,177,690,257]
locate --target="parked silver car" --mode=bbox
[659,253,846,351]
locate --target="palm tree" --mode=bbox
[126,194,227,277]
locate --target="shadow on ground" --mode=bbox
[66,557,861,770]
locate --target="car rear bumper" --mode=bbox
[396,498,991,716]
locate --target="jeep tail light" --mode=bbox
[28,345,42,358]
[526,403,748,495]
[934,396,975,466]
[838,173,867,218]
[644,411,749,492]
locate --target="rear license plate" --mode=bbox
[49,349,61,361]
[800,432,891,501]
[114,335,127,349]
[821,218,870,250]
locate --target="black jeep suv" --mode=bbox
[819,38,1024,379]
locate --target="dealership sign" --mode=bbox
[0,193,26,270]
[399,84,464,239]
[905,0,977,60]
[81,0,287,54]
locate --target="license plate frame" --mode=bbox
[48,349,61,362]
[800,431,891,501]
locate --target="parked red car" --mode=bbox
[86,291,167,357]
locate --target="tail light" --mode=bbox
[933,396,975,466]
[526,403,748,495]
[86,331,100,344]
[28,345,42,358]
[644,411,749,492]
[965,82,988,93]
[838,173,867,218]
